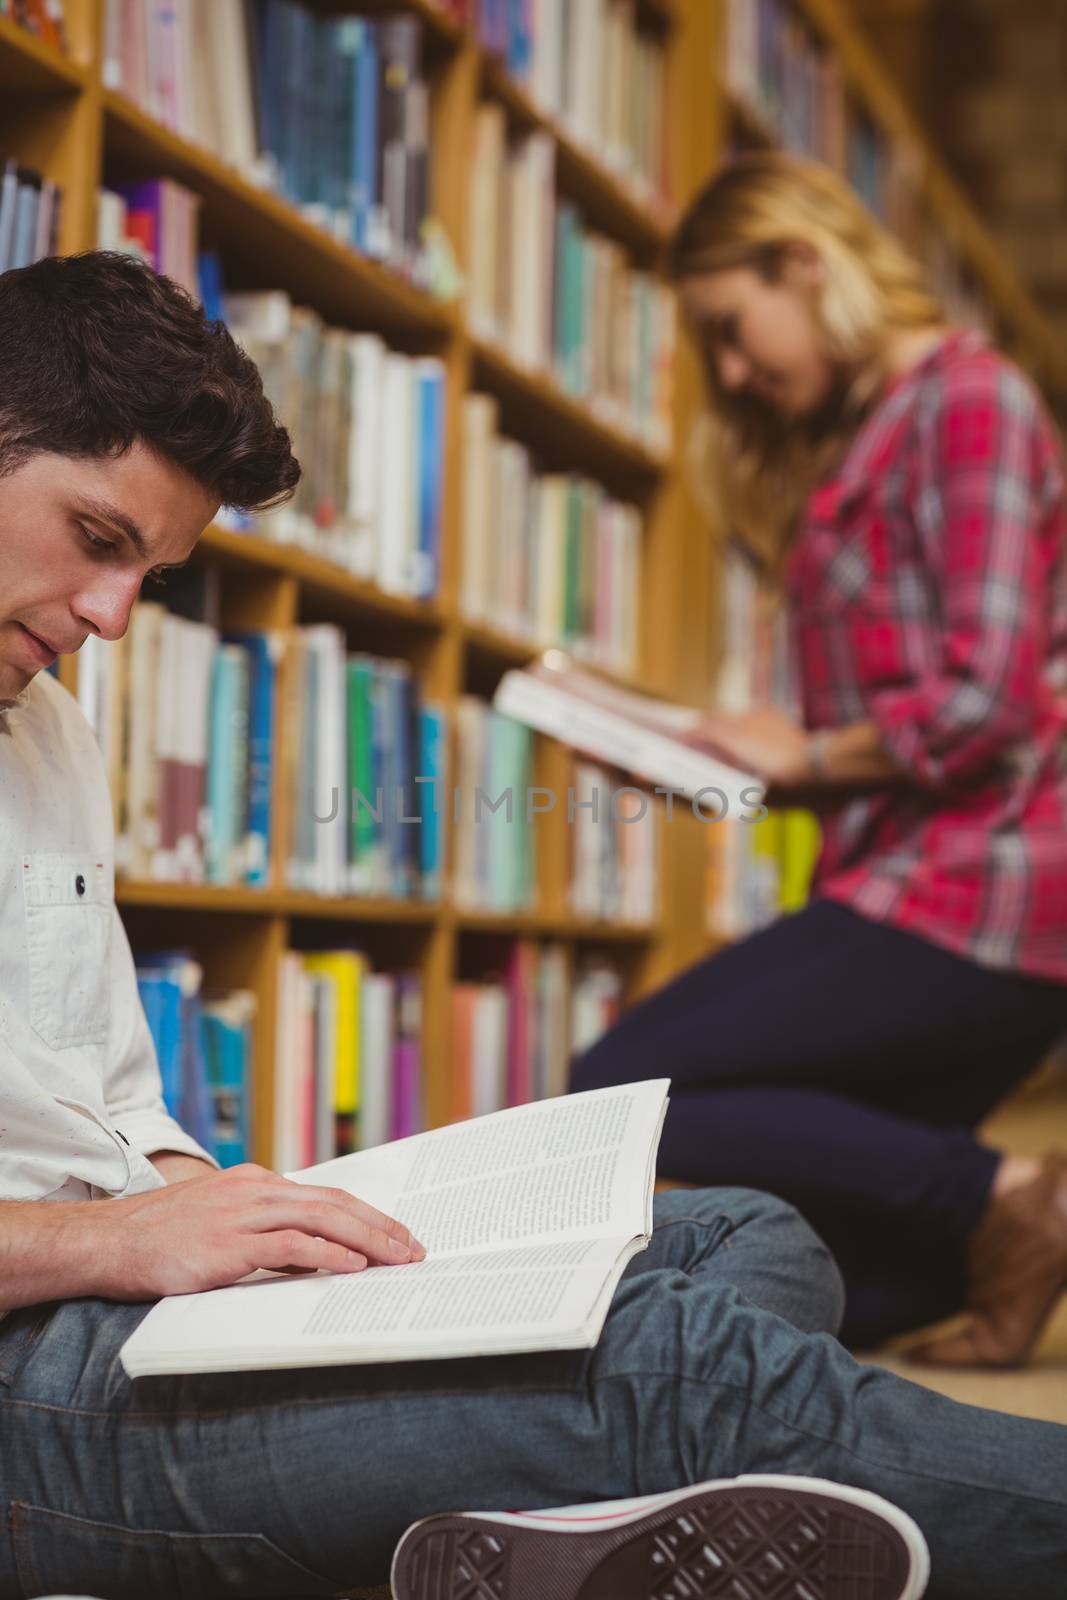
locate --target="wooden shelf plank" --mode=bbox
[456,908,657,941]
[281,891,440,924]
[470,334,669,490]
[101,91,458,343]
[0,14,86,92]
[480,57,674,261]
[116,883,282,915]
[116,881,439,922]
[114,882,654,941]
[198,525,447,631]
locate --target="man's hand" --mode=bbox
[77,1164,426,1301]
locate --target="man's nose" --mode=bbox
[73,574,143,643]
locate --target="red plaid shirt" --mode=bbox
[787,330,1067,982]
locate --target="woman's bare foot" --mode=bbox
[909,1152,1067,1368]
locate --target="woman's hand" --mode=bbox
[680,707,813,789]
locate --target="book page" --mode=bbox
[291,1080,668,1257]
[119,1234,644,1374]
[118,1083,668,1377]
[533,650,705,734]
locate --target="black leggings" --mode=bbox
[570,898,1067,1344]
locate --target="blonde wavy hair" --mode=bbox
[671,151,944,576]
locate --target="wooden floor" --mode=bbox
[861,1083,1067,1423]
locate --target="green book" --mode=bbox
[346,655,378,893]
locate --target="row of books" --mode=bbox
[1,0,66,50]
[477,0,667,206]
[226,294,445,594]
[136,952,255,1167]
[461,391,642,675]
[79,610,449,901]
[451,946,623,1121]
[569,759,658,927]
[724,0,847,171]
[102,1,433,280]
[452,697,536,913]
[707,544,818,937]
[80,604,276,886]
[282,627,446,901]
[0,158,60,273]
[97,179,201,298]
[136,932,628,1204]
[721,0,991,333]
[705,807,820,940]
[96,178,448,587]
[273,952,423,1170]
[468,108,675,448]
[722,0,919,241]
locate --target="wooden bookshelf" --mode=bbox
[0,12,87,90]
[720,0,1067,393]
[12,0,1066,1162]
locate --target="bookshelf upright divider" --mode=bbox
[4,0,1065,1162]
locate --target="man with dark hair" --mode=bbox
[0,252,1064,1600]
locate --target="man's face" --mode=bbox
[0,441,219,703]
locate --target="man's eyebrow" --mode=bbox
[76,497,150,558]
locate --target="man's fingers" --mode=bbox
[285,1183,426,1257]
[255,1231,369,1277]
[244,1200,420,1264]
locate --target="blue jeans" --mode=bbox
[0,1189,1064,1599]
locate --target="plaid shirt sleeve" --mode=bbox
[866,360,1059,793]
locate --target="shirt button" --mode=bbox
[75,874,86,897]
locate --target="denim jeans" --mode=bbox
[0,1189,1063,1599]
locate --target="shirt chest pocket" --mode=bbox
[22,853,112,1051]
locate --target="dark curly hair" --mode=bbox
[0,251,300,511]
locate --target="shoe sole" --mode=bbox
[391,1473,929,1600]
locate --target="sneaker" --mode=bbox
[390,1474,929,1600]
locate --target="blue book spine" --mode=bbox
[417,705,444,899]
[507,0,530,77]
[416,362,444,599]
[350,20,379,252]
[225,632,275,886]
[197,251,226,321]
[180,987,215,1151]
[253,0,281,181]
[136,972,183,1117]
[202,1013,250,1167]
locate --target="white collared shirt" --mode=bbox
[0,672,215,1203]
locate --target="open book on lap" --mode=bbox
[118,1080,670,1377]
[492,650,763,806]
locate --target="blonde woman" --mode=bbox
[572,151,1067,1366]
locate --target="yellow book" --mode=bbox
[779,810,821,912]
[302,951,365,1152]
